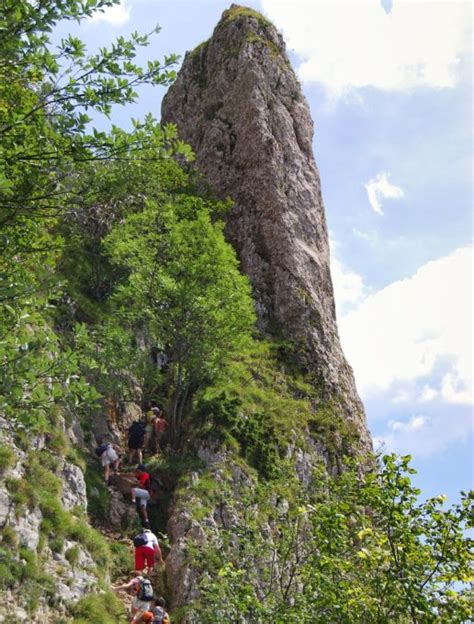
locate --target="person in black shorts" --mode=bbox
[128,419,146,464]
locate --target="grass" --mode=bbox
[0,525,18,548]
[4,451,112,571]
[222,6,272,28]
[46,429,69,456]
[84,458,110,524]
[71,591,127,623]
[0,547,56,612]
[192,337,361,480]
[65,545,81,568]
[189,38,210,60]
[0,445,15,474]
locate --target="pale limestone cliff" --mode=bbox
[162,5,371,450]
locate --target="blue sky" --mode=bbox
[55,0,473,502]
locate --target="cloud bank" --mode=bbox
[261,0,471,95]
[332,246,473,457]
[338,246,472,404]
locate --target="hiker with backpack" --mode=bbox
[95,440,121,484]
[128,418,147,464]
[113,575,154,624]
[133,523,164,573]
[131,464,154,524]
[145,597,170,623]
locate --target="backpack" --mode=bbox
[133,532,148,548]
[137,577,154,601]
[148,475,162,496]
[95,443,109,457]
[153,606,170,624]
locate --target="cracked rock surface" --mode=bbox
[162,4,371,450]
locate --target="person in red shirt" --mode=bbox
[131,464,153,524]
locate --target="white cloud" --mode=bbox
[365,171,404,215]
[260,0,471,95]
[378,410,472,458]
[419,384,438,403]
[339,246,473,404]
[389,414,427,432]
[90,1,131,26]
[330,238,367,314]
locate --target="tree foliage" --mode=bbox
[102,195,256,434]
[194,455,473,623]
[0,0,187,427]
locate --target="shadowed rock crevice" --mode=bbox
[162,4,371,450]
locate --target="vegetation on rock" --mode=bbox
[0,1,472,622]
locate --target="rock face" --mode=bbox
[162,5,371,450]
[0,417,98,622]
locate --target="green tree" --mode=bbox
[0,0,187,427]
[104,196,256,435]
[193,455,473,623]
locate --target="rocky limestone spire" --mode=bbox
[162,5,371,451]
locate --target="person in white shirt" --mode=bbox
[133,523,164,573]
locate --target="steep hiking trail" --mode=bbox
[89,429,179,623]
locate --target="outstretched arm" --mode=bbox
[113,578,136,591]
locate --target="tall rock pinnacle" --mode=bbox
[162,5,371,451]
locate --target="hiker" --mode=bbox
[113,575,154,624]
[131,464,153,524]
[149,597,170,623]
[140,597,170,623]
[95,440,121,484]
[133,523,164,573]
[151,408,168,454]
[128,418,146,464]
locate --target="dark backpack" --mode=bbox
[137,577,154,601]
[95,444,109,457]
[133,532,148,548]
[129,421,146,444]
[148,475,162,496]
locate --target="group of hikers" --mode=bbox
[95,406,171,624]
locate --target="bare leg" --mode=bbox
[139,505,148,524]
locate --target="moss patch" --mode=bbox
[222,6,272,28]
[189,38,210,60]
